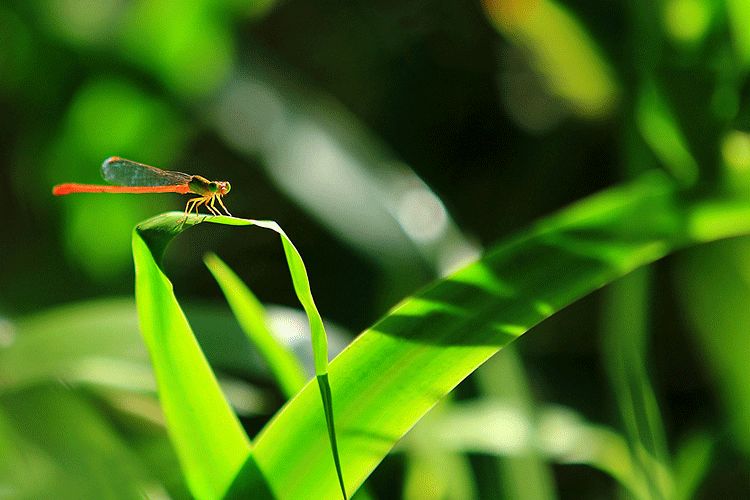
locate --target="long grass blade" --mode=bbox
[133,223,253,499]
[243,172,750,498]
[204,252,307,398]
[134,213,345,499]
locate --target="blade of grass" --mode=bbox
[134,213,345,499]
[204,252,307,398]
[242,172,750,498]
[132,173,750,498]
[133,223,254,500]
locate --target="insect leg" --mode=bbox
[205,196,220,216]
[197,196,216,215]
[183,197,200,217]
[216,195,232,216]
[193,198,205,214]
[180,197,200,225]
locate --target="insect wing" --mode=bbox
[101,157,192,187]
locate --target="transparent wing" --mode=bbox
[101,157,192,187]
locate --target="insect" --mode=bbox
[52,157,232,216]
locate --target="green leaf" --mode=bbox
[0,298,146,393]
[133,218,252,500]
[245,172,750,498]
[204,252,307,398]
[133,213,344,499]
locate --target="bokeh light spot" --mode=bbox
[396,188,448,243]
[664,0,712,44]
[722,130,750,172]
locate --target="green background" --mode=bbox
[1,0,749,497]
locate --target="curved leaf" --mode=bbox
[133,213,344,499]
[133,220,251,499]
[247,172,750,498]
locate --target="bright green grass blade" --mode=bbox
[133,222,254,500]
[200,218,330,376]
[134,213,344,499]
[204,252,307,398]
[242,172,750,498]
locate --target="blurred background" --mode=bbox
[1,0,750,497]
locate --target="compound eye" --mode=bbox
[223,182,231,194]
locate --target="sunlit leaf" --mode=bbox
[247,172,750,497]
[133,218,253,499]
[133,212,344,499]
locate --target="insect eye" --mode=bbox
[223,182,231,194]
